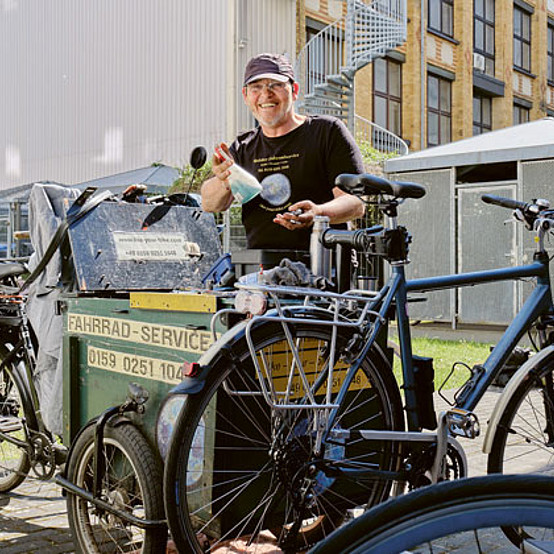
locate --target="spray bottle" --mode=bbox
[215,146,263,204]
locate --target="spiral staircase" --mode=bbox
[295,0,408,155]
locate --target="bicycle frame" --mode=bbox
[231,234,552,489]
[239,253,552,427]
[398,254,552,429]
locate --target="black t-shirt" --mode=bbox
[229,115,364,250]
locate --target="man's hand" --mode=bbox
[273,200,319,230]
[212,142,234,184]
[200,142,234,212]
[273,189,364,231]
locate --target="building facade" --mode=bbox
[2,1,552,190]
[297,0,554,152]
[0,0,296,189]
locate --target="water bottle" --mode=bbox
[215,146,262,204]
[310,215,331,279]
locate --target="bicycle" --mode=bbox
[0,260,45,491]
[162,172,554,553]
[0,188,168,553]
[308,474,554,554]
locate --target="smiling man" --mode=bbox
[201,53,364,250]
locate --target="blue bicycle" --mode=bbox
[162,173,554,553]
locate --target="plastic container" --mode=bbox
[215,146,262,204]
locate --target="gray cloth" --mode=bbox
[261,258,330,289]
[26,183,80,436]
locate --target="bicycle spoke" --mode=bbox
[165,320,403,552]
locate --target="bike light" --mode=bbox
[127,382,149,405]
[234,290,267,315]
[155,394,187,460]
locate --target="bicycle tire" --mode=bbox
[0,344,32,492]
[487,348,554,546]
[164,319,404,553]
[308,474,554,554]
[66,422,167,554]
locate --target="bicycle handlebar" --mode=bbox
[481,194,528,211]
[321,225,410,262]
[480,194,554,233]
[321,227,383,251]
[320,195,552,259]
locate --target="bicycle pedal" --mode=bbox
[446,408,480,439]
[0,415,23,433]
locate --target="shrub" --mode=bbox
[169,160,213,195]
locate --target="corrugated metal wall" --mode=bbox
[0,0,295,190]
[392,169,453,322]
[390,162,554,326]
[234,0,297,134]
[457,183,518,325]
[520,159,554,300]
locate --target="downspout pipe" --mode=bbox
[421,0,425,148]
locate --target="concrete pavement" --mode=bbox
[0,477,73,553]
[0,388,522,553]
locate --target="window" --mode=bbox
[427,74,451,146]
[373,58,402,138]
[513,6,531,72]
[473,95,492,135]
[428,0,454,37]
[546,23,554,83]
[474,0,495,76]
[513,104,530,125]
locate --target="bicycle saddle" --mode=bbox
[0,262,26,281]
[336,173,426,199]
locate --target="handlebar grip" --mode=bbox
[481,194,527,211]
[321,229,364,250]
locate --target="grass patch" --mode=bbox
[391,335,493,391]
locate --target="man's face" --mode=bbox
[242,79,298,129]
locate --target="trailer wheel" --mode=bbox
[66,422,166,554]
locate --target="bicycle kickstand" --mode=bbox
[430,412,449,483]
[431,408,479,483]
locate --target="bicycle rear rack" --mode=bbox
[226,283,383,412]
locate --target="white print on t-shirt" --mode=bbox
[260,173,291,206]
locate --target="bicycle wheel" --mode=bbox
[0,346,32,492]
[66,422,167,554]
[164,319,404,553]
[308,474,554,554]
[488,351,554,545]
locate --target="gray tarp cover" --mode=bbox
[26,183,80,435]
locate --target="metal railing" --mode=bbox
[355,115,409,156]
[295,0,407,98]
[295,0,407,149]
[347,0,407,70]
[295,19,347,101]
